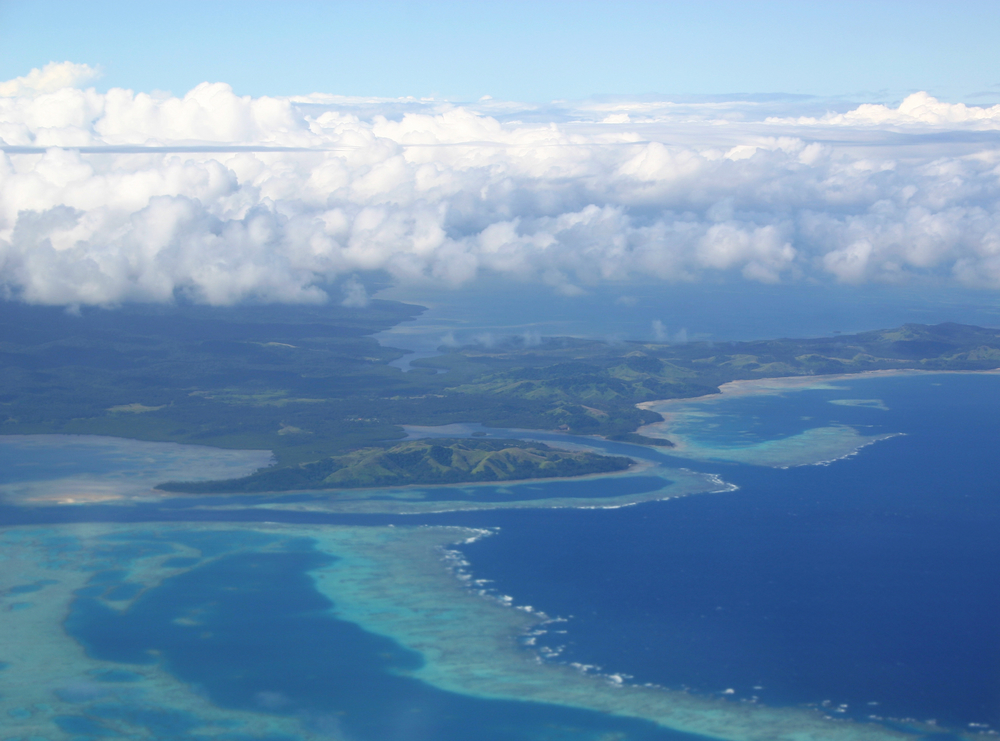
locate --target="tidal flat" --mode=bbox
[0,435,272,506]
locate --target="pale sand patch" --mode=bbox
[830,399,889,411]
[107,403,164,413]
[0,434,271,506]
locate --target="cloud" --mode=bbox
[2,63,1000,306]
[340,275,369,307]
[770,92,1000,129]
[651,319,667,341]
[651,320,687,343]
[0,61,101,98]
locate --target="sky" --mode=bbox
[1,1,1000,317]
[2,1,1000,103]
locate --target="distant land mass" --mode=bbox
[159,438,633,493]
[0,297,997,493]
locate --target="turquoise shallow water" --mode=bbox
[60,529,699,741]
[0,435,272,485]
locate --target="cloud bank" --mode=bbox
[2,62,1000,305]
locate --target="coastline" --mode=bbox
[13,367,1000,507]
[638,366,1000,415]
[185,459,734,516]
[2,429,735,514]
[633,368,1000,467]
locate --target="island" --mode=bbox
[158,438,633,493]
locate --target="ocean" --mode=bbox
[2,372,998,739]
[444,373,1000,730]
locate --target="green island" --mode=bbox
[1,296,998,493]
[159,437,633,493]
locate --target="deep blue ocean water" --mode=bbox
[447,374,1000,729]
[4,372,999,738]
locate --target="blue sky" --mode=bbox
[1,0,999,103]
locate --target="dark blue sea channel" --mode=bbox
[445,373,1000,730]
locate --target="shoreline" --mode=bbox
[185,459,732,516]
[0,429,644,500]
[0,433,734,513]
[633,368,1000,467]
[12,367,999,507]
[638,366,1000,415]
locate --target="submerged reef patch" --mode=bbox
[638,375,909,467]
[829,398,889,411]
[0,522,923,741]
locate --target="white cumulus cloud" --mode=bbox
[770,91,1000,129]
[2,63,1000,305]
[0,61,101,98]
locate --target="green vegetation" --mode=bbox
[413,321,1000,437]
[159,438,633,493]
[1,293,997,494]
